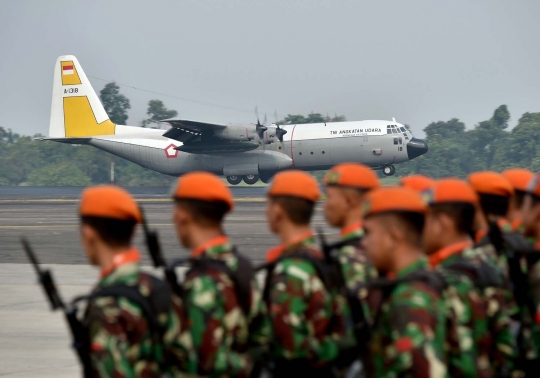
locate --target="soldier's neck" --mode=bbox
[97,245,133,273]
[342,208,363,230]
[391,246,424,274]
[437,231,471,250]
[278,223,312,246]
[189,227,225,251]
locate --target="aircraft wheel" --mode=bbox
[226,175,242,185]
[382,165,395,176]
[243,174,259,185]
[260,174,273,184]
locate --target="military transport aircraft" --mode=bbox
[43,55,428,185]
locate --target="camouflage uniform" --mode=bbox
[464,241,516,375]
[265,234,347,373]
[431,242,493,377]
[182,237,271,377]
[85,248,195,377]
[366,257,448,377]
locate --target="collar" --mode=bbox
[191,235,229,258]
[497,218,512,232]
[100,247,140,278]
[396,257,428,279]
[429,240,472,268]
[511,219,523,232]
[266,231,315,263]
[341,222,363,239]
[474,229,488,244]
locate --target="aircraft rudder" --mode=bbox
[49,55,115,138]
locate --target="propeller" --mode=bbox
[255,106,268,139]
[273,110,287,142]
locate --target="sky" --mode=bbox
[0,0,539,137]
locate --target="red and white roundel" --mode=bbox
[164,144,179,158]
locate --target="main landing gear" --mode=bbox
[382,165,396,177]
[226,175,260,185]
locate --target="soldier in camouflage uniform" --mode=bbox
[423,179,495,377]
[518,174,540,374]
[264,170,350,377]
[468,172,519,374]
[323,163,380,312]
[360,187,448,377]
[80,186,194,377]
[503,168,535,233]
[171,172,271,377]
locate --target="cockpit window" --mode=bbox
[387,129,392,134]
[392,129,398,134]
[393,137,398,145]
[400,127,406,132]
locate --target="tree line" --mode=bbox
[0,81,538,186]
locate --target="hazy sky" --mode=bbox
[1,0,539,137]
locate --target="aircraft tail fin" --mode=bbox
[49,55,116,138]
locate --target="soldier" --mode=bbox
[400,174,435,192]
[502,168,535,233]
[264,170,349,377]
[360,187,448,377]
[79,185,193,377]
[171,172,271,377]
[423,178,496,377]
[517,174,540,374]
[323,163,379,293]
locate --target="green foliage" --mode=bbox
[280,112,346,124]
[99,82,131,125]
[141,100,178,127]
[401,106,540,178]
[0,134,174,186]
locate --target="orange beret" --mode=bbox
[173,172,234,211]
[424,178,478,205]
[526,174,540,198]
[502,168,535,193]
[268,170,320,202]
[324,163,380,190]
[80,185,142,222]
[468,171,514,198]
[362,187,426,218]
[400,175,435,193]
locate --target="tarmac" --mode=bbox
[0,187,338,377]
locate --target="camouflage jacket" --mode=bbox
[265,233,346,367]
[463,242,516,375]
[525,244,540,361]
[366,257,448,377]
[183,236,271,377]
[430,241,493,377]
[85,248,194,377]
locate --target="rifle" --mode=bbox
[139,206,184,296]
[21,237,93,378]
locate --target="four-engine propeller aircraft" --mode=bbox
[43,55,428,184]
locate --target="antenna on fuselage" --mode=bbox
[392,117,397,123]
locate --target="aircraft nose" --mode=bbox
[407,137,428,160]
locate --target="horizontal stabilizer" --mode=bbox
[36,137,91,144]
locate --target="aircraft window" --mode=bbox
[400,127,406,132]
[278,146,282,149]
[405,136,409,140]
[392,129,398,134]
[299,152,302,155]
[310,152,313,155]
[393,138,398,145]
[322,151,325,154]
[399,137,403,144]
[387,129,392,134]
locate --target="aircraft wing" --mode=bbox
[161,119,227,143]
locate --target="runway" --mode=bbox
[0,189,336,265]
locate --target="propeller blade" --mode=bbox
[274,110,279,125]
[263,113,267,126]
[255,106,260,125]
[276,125,287,142]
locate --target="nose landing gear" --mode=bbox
[382,165,395,176]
